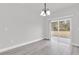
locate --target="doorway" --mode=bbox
[50,17,72,44]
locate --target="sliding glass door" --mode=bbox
[51,18,71,38]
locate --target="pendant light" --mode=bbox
[40,3,50,16]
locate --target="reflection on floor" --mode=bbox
[50,37,71,55]
[0,37,79,55]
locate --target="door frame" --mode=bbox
[49,15,73,39]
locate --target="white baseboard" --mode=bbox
[0,38,43,53]
[72,43,79,47]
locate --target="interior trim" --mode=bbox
[0,38,43,53]
[72,43,79,47]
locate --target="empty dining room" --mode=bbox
[0,2,79,55]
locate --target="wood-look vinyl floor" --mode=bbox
[0,38,79,55]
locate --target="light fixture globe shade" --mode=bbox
[40,10,46,16]
[40,9,50,16]
[46,9,50,16]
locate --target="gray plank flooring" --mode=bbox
[0,39,79,55]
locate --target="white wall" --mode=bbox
[47,4,79,45]
[0,3,43,50]
[71,5,79,45]
[42,16,50,39]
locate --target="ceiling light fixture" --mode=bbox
[40,3,50,16]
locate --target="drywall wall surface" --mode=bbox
[71,6,79,45]
[0,3,43,50]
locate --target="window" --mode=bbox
[51,18,71,38]
[51,21,58,31]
